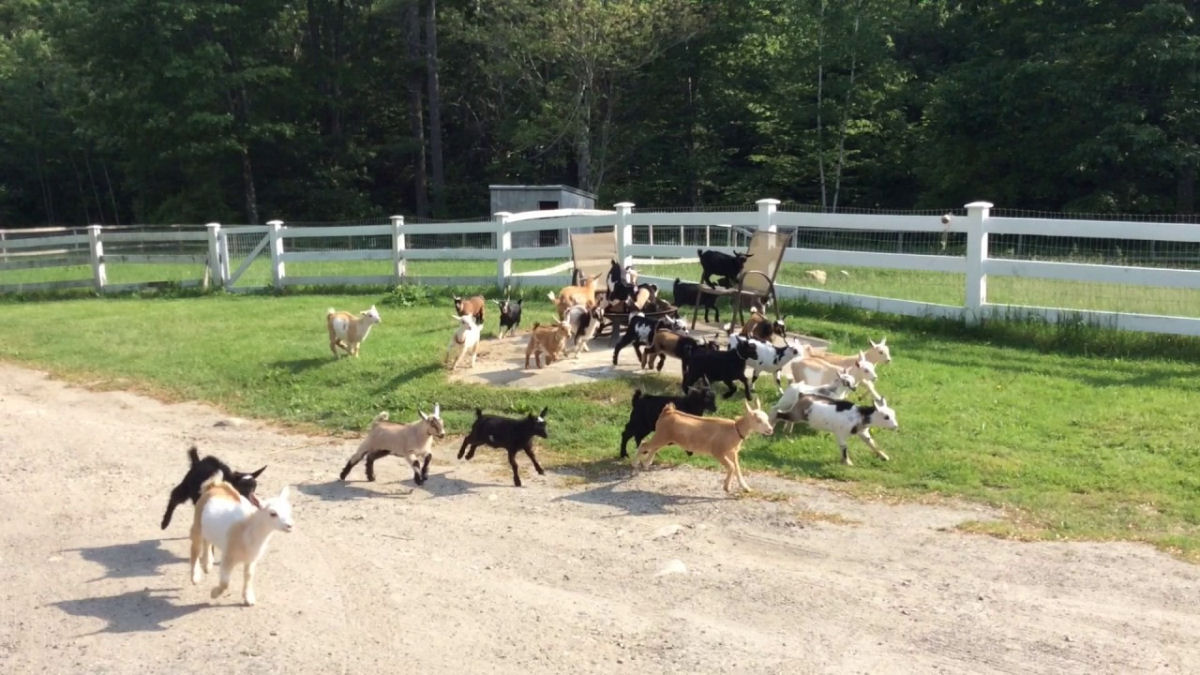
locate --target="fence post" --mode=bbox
[615,202,634,268]
[495,211,512,290]
[756,198,780,232]
[0,230,7,263]
[964,201,993,323]
[205,222,222,290]
[87,224,107,292]
[390,215,406,283]
[268,219,285,290]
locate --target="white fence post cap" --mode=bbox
[756,198,782,207]
[964,201,994,209]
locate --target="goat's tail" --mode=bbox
[370,411,389,427]
[659,402,677,420]
[326,307,336,316]
[187,445,201,466]
[474,407,483,419]
[697,248,703,258]
[546,291,556,302]
[631,389,643,404]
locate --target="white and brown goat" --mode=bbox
[633,398,774,493]
[338,406,446,485]
[781,394,899,465]
[445,314,481,369]
[189,474,293,606]
[326,305,381,358]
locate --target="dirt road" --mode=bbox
[0,363,1196,674]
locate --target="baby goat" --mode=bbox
[445,314,482,369]
[672,277,721,323]
[327,305,381,358]
[338,406,446,485]
[549,272,603,318]
[728,334,804,394]
[458,407,549,487]
[809,336,892,367]
[453,295,486,327]
[161,446,265,530]
[492,298,523,338]
[784,394,899,465]
[681,340,754,400]
[619,384,718,458]
[698,248,751,288]
[525,320,572,368]
[633,398,774,493]
[189,474,293,606]
[791,346,878,388]
[612,312,688,366]
[769,368,857,433]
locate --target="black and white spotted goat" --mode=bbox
[611,312,689,366]
[728,333,805,394]
[780,394,899,465]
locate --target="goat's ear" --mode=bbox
[516,299,523,306]
[278,485,289,500]
[433,403,440,417]
[744,399,754,414]
[538,407,549,418]
[418,410,429,421]
[451,315,462,321]
[250,465,267,478]
[858,350,867,359]
[754,396,762,409]
[492,299,501,306]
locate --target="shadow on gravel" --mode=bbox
[66,538,186,582]
[557,479,724,516]
[51,588,226,635]
[297,480,413,502]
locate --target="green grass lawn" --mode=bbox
[1,287,1199,559]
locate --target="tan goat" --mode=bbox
[326,305,381,358]
[548,272,603,318]
[453,295,486,326]
[633,399,774,493]
[525,320,571,369]
[808,336,891,367]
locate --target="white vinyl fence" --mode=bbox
[3,199,1199,337]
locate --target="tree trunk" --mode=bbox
[406,1,428,217]
[815,0,828,210]
[242,148,259,224]
[425,0,445,215]
[1178,163,1195,214]
[831,7,862,213]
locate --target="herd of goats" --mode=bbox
[164,248,899,605]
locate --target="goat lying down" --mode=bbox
[633,399,774,493]
[338,406,446,485]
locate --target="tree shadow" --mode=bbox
[50,588,221,635]
[64,538,187,583]
[267,357,332,374]
[555,478,724,517]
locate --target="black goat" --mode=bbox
[493,298,523,338]
[458,407,549,487]
[161,446,266,529]
[619,385,718,458]
[698,248,751,287]
[612,312,688,365]
[672,277,721,323]
[681,341,755,400]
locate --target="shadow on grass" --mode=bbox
[378,363,444,392]
[51,588,221,635]
[65,538,186,582]
[269,357,333,374]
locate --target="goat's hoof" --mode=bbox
[244,594,256,606]
[210,586,226,599]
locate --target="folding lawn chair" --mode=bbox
[690,228,793,330]
[569,231,619,287]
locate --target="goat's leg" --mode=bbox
[365,450,390,482]
[839,438,854,466]
[338,445,372,480]
[523,445,546,476]
[858,430,889,461]
[507,450,523,487]
[611,330,636,365]
[633,437,668,469]
[732,451,751,492]
[161,483,188,529]
[469,344,478,367]
[456,437,472,460]
[739,374,753,401]
[420,453,433,481]
[718,454,737,492]
[211,562,232,599]
[243,561,257,606]
[201,541,214,574]
[410,454,425,486]
[722,379,738,399]
[618,427,636,459]
[189,529,204,584]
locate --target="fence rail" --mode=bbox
[2,199,1199,336]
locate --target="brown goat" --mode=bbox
[453,295,486,326]
[633,399,774,493]
[548,272,603,319]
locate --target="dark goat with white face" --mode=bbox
[161,446,265,529]
[492,298,523,338]
[698,248,751,287]
[458,407,550,487]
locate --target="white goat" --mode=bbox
[445,314,481,369]
[785,394,899,465]
[327,305,382,358]
[809,337,892,367]
[790,345,878,387]
[189,474,293,606]
[769,367,858,432]
[338,406,446,485]
[728,334,804,394]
